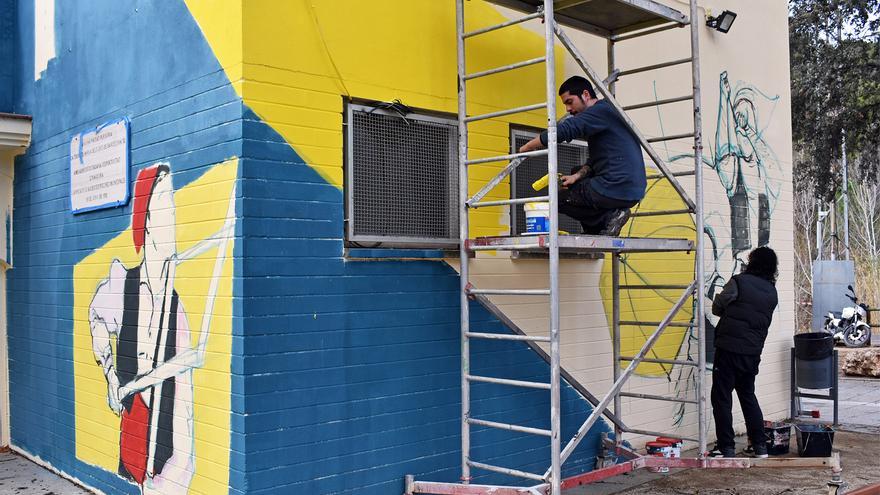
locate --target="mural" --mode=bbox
[74,160,236,494]
[600,72,783,425]
[703,71,783,302]
[599,72,783,386]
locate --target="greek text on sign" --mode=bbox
[70,119,130,213]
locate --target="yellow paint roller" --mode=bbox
[531,173,563,191]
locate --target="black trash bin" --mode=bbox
[793,332,834,389]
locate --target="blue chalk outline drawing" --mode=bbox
[646,72,784,425]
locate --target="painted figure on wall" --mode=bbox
[88,162,235,494]
[703,72,783,342]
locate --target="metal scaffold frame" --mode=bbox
[406,1,843,494]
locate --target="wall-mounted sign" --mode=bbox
[70,118,130,213]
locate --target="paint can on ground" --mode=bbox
[763,421,792,455]
[524,202,550,234]
[655,437,682,458]
[646,441,671,473]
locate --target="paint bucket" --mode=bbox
[655,437,682,458]
[795,424,834,457]
[524,202,550,234]
[646,441,671,473]
[763,421,791,456]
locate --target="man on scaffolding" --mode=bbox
[519,76,646,236]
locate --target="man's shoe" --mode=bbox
[600,209,631,236]
[708,446,735,458]
[751,443,769,458]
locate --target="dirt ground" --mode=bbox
[606,427,880,495]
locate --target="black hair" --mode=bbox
[743,246,778,283]
[558,76,596,99]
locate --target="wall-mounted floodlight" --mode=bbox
[706,10,737,33]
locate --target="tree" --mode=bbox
[789,0,880,198]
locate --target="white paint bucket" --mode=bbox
[524,202,550,234]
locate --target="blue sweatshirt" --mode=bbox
[540,100,646,201]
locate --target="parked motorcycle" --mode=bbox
[823,285,872,348]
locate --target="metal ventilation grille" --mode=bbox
[348,104,459,244]
[511,130,589,235]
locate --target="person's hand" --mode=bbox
[560,174,579,189]
[106,367,123,415]
[518,136,543,154]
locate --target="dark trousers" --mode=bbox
[711,348,766,450]
[559,177,638,234]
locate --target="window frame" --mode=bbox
[344,101,460,248]
[509,126,589,236]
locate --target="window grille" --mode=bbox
[510,128,589,235]
[346,103,459,246]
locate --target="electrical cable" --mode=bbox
[308,0,352,98]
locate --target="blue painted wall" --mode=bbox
[0,0,14,112]
[237,108,609,494]
[8,1,244,493]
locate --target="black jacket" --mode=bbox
[712,273,778,355]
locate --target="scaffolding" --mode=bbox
[406,1,843,494]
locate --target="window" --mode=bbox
[345,102,459,247]
[510,128,589,235]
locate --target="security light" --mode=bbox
[706,10,737,33]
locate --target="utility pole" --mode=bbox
[842,133,850,260]
[817,208,829,261]
[829,200,837,260]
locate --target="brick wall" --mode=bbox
[8,2,243,494]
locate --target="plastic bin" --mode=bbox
[795,424,835,457]
[763,421,791,455]
[794,333,835,389]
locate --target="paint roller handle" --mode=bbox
[531,173,563,191]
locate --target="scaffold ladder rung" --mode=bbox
[647,132,695,143]
[630,208,692,217]
[617,57,693,76]
[469,243,543,251]
[466,102,548,123]
[464,56,546,80]
[467,417,553,437]
[623,94,693,111]
[466,332,552,342]
[611,22,685,42]
[647,170,695,180]
[619,321,694,328]
[465,149,548,166]
[623,428,699,443]
[467,374,551,390]
[463,11,544,38]
[467,288,550,296]
[467,461,547,482]
[619,392,698,404]
[619,355,699,366]
[619,284,692,290]
[470,196,550,208]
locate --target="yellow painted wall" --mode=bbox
[190,0,576,237]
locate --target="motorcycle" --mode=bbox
[823,285,872,348]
